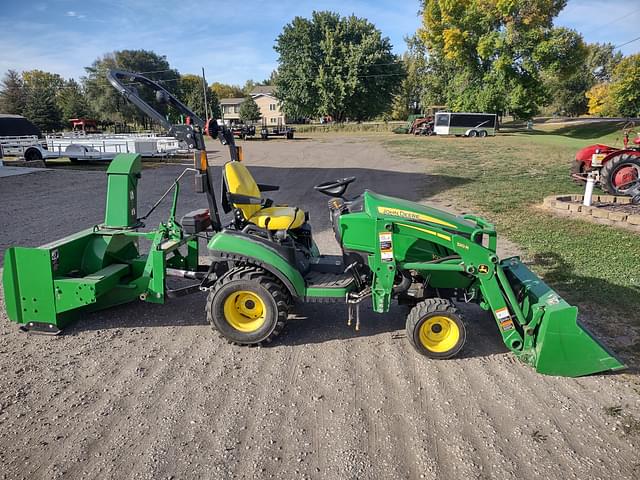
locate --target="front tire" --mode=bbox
[570,159,586,184]
[206,266,290,345]
[406,298,466,359]
[467,130,478,138]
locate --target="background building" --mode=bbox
[219,86,287,125]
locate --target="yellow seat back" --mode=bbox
[224,161,262,219]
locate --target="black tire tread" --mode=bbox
[570,159,585,184]
[406,298,465,359]
[206,265,290,346]
[600,153,640,194]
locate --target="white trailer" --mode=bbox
[0,133,186,164]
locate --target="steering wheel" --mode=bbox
[314,176,356,197]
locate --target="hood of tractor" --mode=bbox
[363,191,480,235]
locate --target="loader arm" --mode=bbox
[368,212,624,377]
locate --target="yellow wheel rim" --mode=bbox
[223,290,266,332]
[418,315,460,353]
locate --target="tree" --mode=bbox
[210,82,244,99]
[539,29,589,116]
[242,80,259,95]
[58,79,92,121]
[586,83,614,116]
[239,96,261,123]
[608,54,640,118]
[418,0,575,119]
[390,35,428,120]
[22,70,64,131]
[0,70,26,115]
[179,74,220,120]
[588,43,623,83]
[275,11,404,122]
[542,41,622,117]
[83,49,180,127]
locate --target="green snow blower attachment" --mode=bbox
[2,153,201,333]
[0,69,625,378]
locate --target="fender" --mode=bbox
[602,148,640,164]
[207,230,305,297]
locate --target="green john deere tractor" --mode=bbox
[1,71,625,378]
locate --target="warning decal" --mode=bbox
[495,307,514,331]
[379,232,394,261]
[500,319,514,331]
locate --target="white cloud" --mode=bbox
[65,11,87,19]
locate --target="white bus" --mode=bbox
[434,112,497,137]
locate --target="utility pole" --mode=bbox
[201,67,210,120]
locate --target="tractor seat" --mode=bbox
[223,161,306,230]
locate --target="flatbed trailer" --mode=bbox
[260,119,294,139]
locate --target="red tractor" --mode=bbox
[571,124,640,202]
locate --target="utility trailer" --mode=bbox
[0,135,49,161]
[230,124,256,140]
[260,118,294,140]
[434,112,497,137]
[46,134,183,160]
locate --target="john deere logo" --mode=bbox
[377,206,457,229]
[478,264,489,274]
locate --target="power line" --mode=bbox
[615,35,640,49]
[597,7,640,28]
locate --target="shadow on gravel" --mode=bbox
[64,294,208,335]
[280,302,509,360]
[64,297,508,360]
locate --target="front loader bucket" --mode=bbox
[501,258,626,377]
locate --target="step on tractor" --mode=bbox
[2,71,625,378]
[571,123,640,202]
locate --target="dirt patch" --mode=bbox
[1,136,639,480]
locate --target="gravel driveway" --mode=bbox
[0,136,638,479]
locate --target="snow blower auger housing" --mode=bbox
[2,70,625,378]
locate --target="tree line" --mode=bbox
[390,0,638,120]
[0,50,271,132]
[1,2,639,133]
[273,4,638,121]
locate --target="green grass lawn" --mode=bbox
[384,122,640,336]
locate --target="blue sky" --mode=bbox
[0,0,638,85]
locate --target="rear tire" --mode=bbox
[479,130,488,138]
[406,298,466,359]
[468,130,478,138]
[600,153,640,195]
[206,266,290,345]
